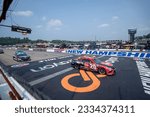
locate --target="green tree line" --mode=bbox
[0,37,32,45]
[0,37,85,45]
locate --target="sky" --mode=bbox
[0,0,150,41]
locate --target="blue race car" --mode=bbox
[13,50,31,62]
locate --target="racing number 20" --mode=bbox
[90,64,96,70]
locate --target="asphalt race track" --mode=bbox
[2,54,150,100]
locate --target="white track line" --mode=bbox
[29,67,74,86]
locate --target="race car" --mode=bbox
[71,56,115,75]
[13,50,31,62]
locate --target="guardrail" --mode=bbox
[0,66,36,100]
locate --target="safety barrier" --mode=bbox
[0,66,36,100]
[4,47,150,59]
[12,74,51,100]
[66,49,150,59]
[32,48,150,59]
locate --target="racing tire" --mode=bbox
[16,58,19,62]
[98,68,106,75]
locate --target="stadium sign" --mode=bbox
[66,50,150,59]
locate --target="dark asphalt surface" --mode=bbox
[3,55,150,100]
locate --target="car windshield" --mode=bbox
[17,53,27,56]
[16,51,24,53]
[94,58,101,64]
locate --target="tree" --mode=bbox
[0,37,31,45]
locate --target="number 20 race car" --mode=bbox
[71,56,115,75]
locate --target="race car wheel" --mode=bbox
[98,68,106,75]
[16,58,19,62]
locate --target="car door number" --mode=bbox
[90,64,97,70]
